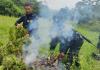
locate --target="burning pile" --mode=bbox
[32,57,58,70]
[32,55,66,70]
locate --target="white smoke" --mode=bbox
[23,17,52,65]
[23,0,81,67]
[38,0,82,10]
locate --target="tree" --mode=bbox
[74,0,100,24]
[0,0,39,16]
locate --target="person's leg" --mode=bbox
[73,47,81,67]
[57,38,71,70]
[66,32,84,70]
[65,47,81,70]
[65,45,82,70]
[65,48,73,70]
[74,36,84,67]
[69,35,84,67]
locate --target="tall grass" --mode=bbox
[0,15,17,44]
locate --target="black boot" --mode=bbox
[75,60,80,67]
[66,63,71,70]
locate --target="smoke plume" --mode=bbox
[23,0,82,67]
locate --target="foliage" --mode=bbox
[0,26,32,70]
[0,0,39,16]
[0,15,100,70]
[2,55,26,70]
[75,0,100,24]
[0,0,22,16]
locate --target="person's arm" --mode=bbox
[15,16,24,28]
[15,16,24,25]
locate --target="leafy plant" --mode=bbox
[0,0,39,16]
[2,55,26,70]
[0,27,32,70]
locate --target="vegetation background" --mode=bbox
[0,0,100,70]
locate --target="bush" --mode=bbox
[2,55,26,70]
[0,0,39,17]
[0,27,31,70]
[6,27,31,56]
[0,0,23,16]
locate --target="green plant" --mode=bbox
[0,26,31,70]
[0,0,39,16]
[2,55,26,70]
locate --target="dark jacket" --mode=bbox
[15,13,38,34]
[15,13,37,29]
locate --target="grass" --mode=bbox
[0,15,17,44]
[76,25,100,70]
[0,15,100,70]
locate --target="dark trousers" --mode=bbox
[66,37,83,66]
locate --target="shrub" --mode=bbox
[2,55,26,70]
[0,27,31,70]
[0,0,39,17]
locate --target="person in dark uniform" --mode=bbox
[49,9,84,70]
[15,2,38,35]
[65,31,84,70]
[50,30,84,70]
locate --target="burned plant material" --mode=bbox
[32,55,65,70]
